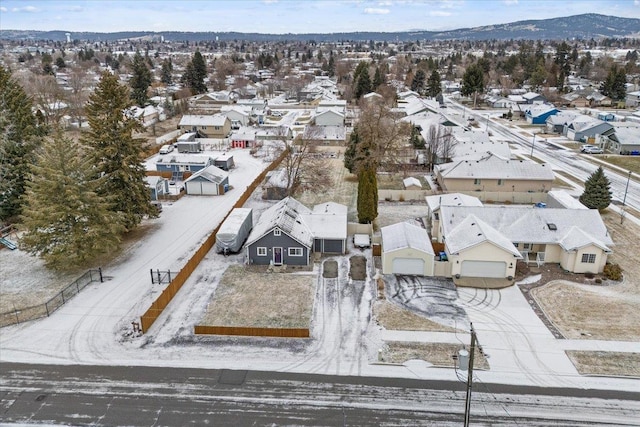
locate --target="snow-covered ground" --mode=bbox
[1,148,639,396]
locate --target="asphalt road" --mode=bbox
[1,363,639,426]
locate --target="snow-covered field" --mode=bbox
[1,148,640,395]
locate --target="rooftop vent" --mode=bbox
[547,223,557,231]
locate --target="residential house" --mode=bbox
[525,104,560,125]
[220,106,251,129]
[561,92,590,108]
[230,129,257,149]
[178,114,231,138]
[546,111,580,134]
[563,116,614,142]
[145,175,169,201]
[603,122,640,154]
[381,222,435,276]
[190,91,237,111]
[522,92,546,104]
[625,91,640,108]
[314,108,345,126]
[302,125,347,145]
[437,205,613,275]
[255,126,293,141]
[449,127,512,161]
[155,154,215,180]
[434,152,555,193]
[245,197,348,265]
[184,165,229,195]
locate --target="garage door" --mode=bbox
[392,258,424,275]
[461,261,506,278]
[200,181,218,195]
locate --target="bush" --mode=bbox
[585,272,595,279]
[595,278,602,284]
[603,263,623,281]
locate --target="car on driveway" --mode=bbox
[583,146,604,154]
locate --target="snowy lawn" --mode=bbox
[530,209,640,342]
[566,351,640,377]
[373,300,461,333]
[383,341,489,369]
[199,265,315,329]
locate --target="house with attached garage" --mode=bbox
[245,197,347,266]
[381,222,435,276]
[437,206,613,277]
[426,193,483,240]
[524,104,560,125]
[563,116,614,142]
[434,152,554,193]
[155,154,215,180]
[184,165,229,196]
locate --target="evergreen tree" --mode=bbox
[357,166,378,223]
[0,66,40,222]
[55,57,66,68]
[600,65,627,101]
[20,130,124,269]
[183,51,207,94]
[426,69,441,98]
[344,128,359,173]
[82,71,157,231]
[160,58,173,85]
[579,167,612,211]
[461,63,484,108]
[410,126,425,149]
[410,69,426,94]
[354,67,371,99]
[372,67,384,90]
[130,51,152,107]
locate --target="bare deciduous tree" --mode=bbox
[425,124,457,170]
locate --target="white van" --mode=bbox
[159,144,174,155]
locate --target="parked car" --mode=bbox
[580,144,597,153]
[584,146,604,154]
[159,144,174,155]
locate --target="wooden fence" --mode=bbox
[139,149,288,333]
[194,325,310,338]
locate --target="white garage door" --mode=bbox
[461,261,506,278]
[392,258,424,275]
[200,181,218,195]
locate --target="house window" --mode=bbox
[581,253,596,264]
[474,179,481,185]
[274,228,281,236]
[497,179,504,186]
[202,126,207,129]
[289,247,303,257]
[257,247,267,256]
[514,243,519,248]
[523,243,532,250]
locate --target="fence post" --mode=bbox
[168,270,171,283]
[45,301,50,317]
[98,267,103,283]
[14,308,19,324]
[61,290,65,304]
[76,281,80,293]
[150,269,154,284]
[157,269,161,284]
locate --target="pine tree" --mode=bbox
[82,71,157,232]
[130,51,152,107]
[410,69,426,93]
[160,58,173,85]
[183,51,208,94]
[0,66,40,222]
[426,69,441,98]
[20,130,124,269]
[461,64,484,108]
[372,67,384,90]
[579,167,612,211]
[354,68,371,100]
[344,128,359,173]
[357,166,378,224]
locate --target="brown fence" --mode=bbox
[139,150,288,333]
[0,269,103,328]
[194,325,310,338]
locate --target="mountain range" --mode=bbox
[1,13,639,43]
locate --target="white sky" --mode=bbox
[0,0,639,34]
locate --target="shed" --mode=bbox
[184,165,229,195]
[381,222,435,276]
[145,175,169,201]
[214,153,235,171]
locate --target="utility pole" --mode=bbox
[621,170,632,224]
[530,133,536,157]
[463,323,477,427]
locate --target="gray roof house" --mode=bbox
[438,206,613,275]
[605,122,640,155]
[563,117,614,142]
[245,197,348,266]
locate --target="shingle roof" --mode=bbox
[179,114,228,127]
[246,197,313,247]
[184,165,228,184]
[425,193,482,213]
[436,152,554,180]
[381,222,434,255]
[445,214,522,257]
[440,206,613,250]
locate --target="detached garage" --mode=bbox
[381,222,435,276]
[184,165,229,196]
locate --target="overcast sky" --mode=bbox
[1,0,639,34]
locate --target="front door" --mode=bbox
[273,247,283,265]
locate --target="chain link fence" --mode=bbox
[0,268,103,328]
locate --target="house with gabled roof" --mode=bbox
[184,165,229,195]
[426,193,483,240]
[525,104,560,125]
[178,114,231,138]
[563,116,614,142]
[438,206,613,276]
[314,108,345,126]
[434,152,554,193]
[245,197,347,265]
